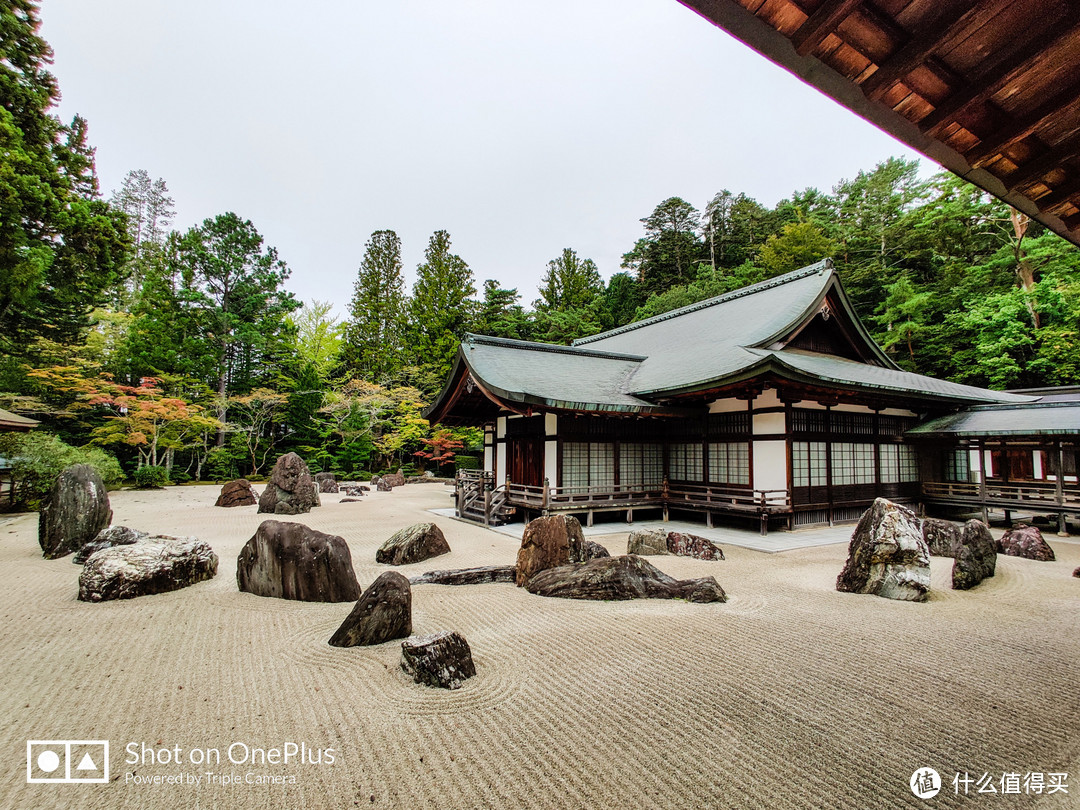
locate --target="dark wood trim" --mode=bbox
[792,0,864,57]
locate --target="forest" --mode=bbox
[4,1,1080,505]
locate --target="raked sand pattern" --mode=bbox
[0,484,1078,809]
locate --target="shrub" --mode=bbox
[0,432,124,508]
[133,465,169,489]
[205,447,238,481]
[454,455,481,471]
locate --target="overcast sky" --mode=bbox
[40,0,923,314]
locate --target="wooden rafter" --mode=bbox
[1006,129,1080,191]
[791,0,863,57]
[965,77,1080,168]
[1035,177,1080,214]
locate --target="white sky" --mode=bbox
[40,0,923,314]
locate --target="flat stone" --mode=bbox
[215,479,257,507]
[376,522,451,565]
[410,565,517,586]
[836,498,930,602]
[627,528,668,556]
[328,571,412,647]
[952,520,997,590]
[73,525,149,564]
[38,464,113,559]
[922,517,962,558]
[401,631,476,689]
[78,535,218,602]
[999,524,1056,561]
[516,515,583,586]
[236,520,361,602]
[525,554,726,603]
[343,486,365,496]
[257,453,320,515]
[339,498,361,503]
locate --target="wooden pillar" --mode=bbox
[977,440,989,524]
[1057,441,1068,536]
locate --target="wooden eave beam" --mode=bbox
[1007,129,1080,190]
[860,1,993,103]
[919,8,1080,136]
[1035,177,1080,213]
[965,77,1080,168]
[792,0,864,57]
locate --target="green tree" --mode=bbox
[537,248,603,311]
[288,299,344,381]
[757,221,836,275]
[622,197,704,295]
[604,271,645,326]
[407,230,475,384]
[475,279,532,340]
[344,230,406,383]
[0,0,129,357]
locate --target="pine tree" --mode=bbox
[407,230,475,383]
[344,230,407,383]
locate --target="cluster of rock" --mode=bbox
[314,472,339,494]
[409,565,517,586]
[79,535,218,602]
[257,453,320,515]
[343,485,369,497]
[376,522,451,565]
[214,479,258,508]
[921,517,997,590]
[512,514,724,603]
[237,520,360,602]
[38,464,113,559]
[72,525,148,564]
[401,632,476,690]
[627,528,725,560]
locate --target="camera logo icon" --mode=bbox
[26,741,109,784]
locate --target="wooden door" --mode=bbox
[509,438,544,487]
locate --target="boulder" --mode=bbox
[836,498,930,602]
[38,464,113,559]
[1073,566,1080,578]
[314,472,339,494]
[376,479,392,492]
[999,524,1056,561]
[370,475,381,485]
[952,520,997,590]
[73,525,148,564]
[400,631,476,689]
[574,540,611,562]
[236,520,361,602]
[376,522,451,566]
[410,565,517,586]
[328,571,412,647]
[922,517,962,558]
[257,453,321,515]
[214,479,257,508]
[627,528,669,556]
[515,514,583,586]
[339,498,361,503]
[666,531,725,561]
[525,554,726,603]
[381,470,406,488]
[78,535,218,602]
[343,486,365,497]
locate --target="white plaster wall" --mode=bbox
[1033,450,1043,479]
[496,444,507,483]
[484,445,493,471]
[755,389,783,409]
[496,416,507,439]
[545,441,557,485]
[968,448,980,479]
[544,413,557,436]
[879,407,918,418]
[753,411,786,435]
[753,441,788,492]
[831,402,875,414]
[708,398,747,413]
[794,400,828,410]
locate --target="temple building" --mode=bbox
[425,260,1080,533]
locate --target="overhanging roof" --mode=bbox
[677,0,1080,248]
[0,408,39,432]
[908,401,1080,438]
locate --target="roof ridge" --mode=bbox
[463,333,647,362]
[573,259,833,346]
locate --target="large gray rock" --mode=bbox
[328,571,412,647]
[401,631,476,689]
[573,539,611,562]
[516,515,583,586]
[952,520,997,590]
[410,565,517,586]
[78,535,218,602]
[525,555,726,603]
[922,517,962,558]
[376,479,392,492]
[836,498,930,602]
[38,464,113,559]
[314,472,339,494]
[236,520,360,602]
[381,470,406,488]
[215,479,257,507]
[999,524,1056,561]
[257,453,321,515]
[73,525,149,564]
[376,522,451,565]
[627,528,668,556]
